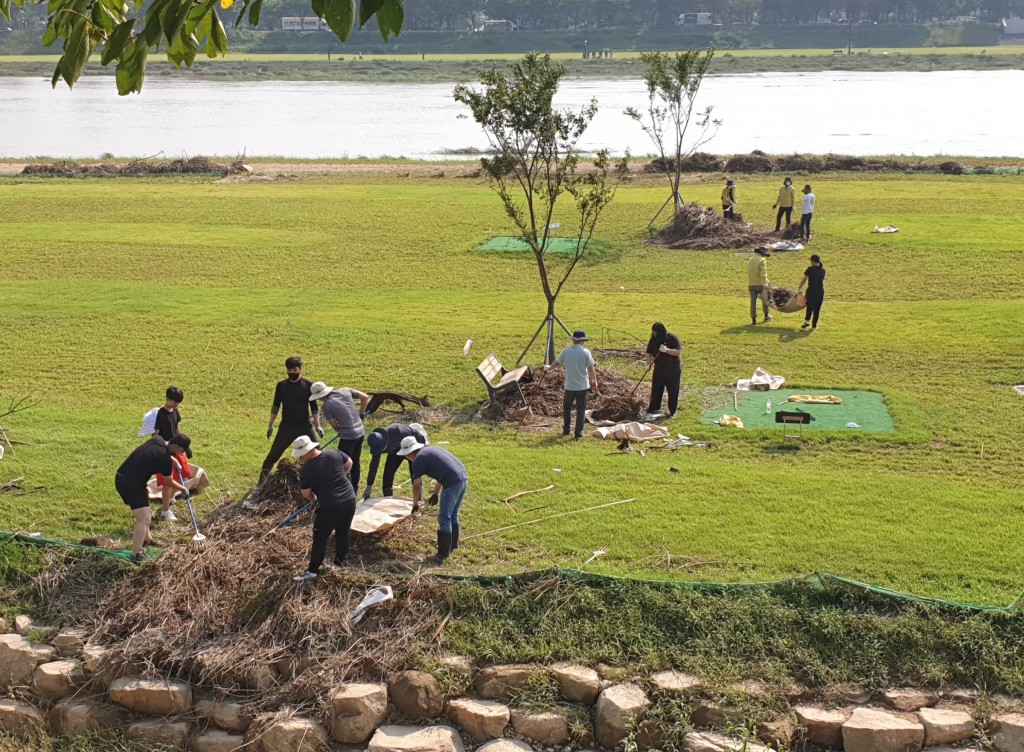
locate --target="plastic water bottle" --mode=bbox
[766,399,772,414]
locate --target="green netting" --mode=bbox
[0,531,146,562]
[701,388,894,433]
[475,236,584,254]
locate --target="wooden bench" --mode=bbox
[477,353,532,405]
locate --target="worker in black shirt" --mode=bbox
[116,434,192,564]
[291,436,358,582]
[258,356,322,484]
[153,385,188,521]
[645,322,683,417]
[798,254,827,331]
[362,422,428,500]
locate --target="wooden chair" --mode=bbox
[477,353,532,405]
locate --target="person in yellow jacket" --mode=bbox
[721,179,737,219]
[747,246,772,325]
[773,177,796,231]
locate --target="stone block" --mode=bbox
[550,663,601,704]
[478,741,535,752]
[835,685,873,704]
[256,716,328,752]
[367,724,466,752]
[917,707,974,746]
[991,713,1024,752]
[329,683,388,743]
[390,670,444,719]
[686,731,771,752]
[594,683,650,750]
[0,633,57,687]
[692,699,729,727]
[649,670,701,697]
[190,729,247,752]
[757,716,796,747]
[109,676,193,715]
[510,709,570,745]
[473,664,535,701]
[33,659,86,701]
[438,655,475,690]
[49,698,131,736]
[883,689,939,713]
[196,699,253,733]
[0,698,46,739]
[448,697,510,742]
[843,707,925,752]
[795,704,852,748]
[126,719,192,750]
[53,629,87,658]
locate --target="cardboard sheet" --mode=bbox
[351,495,417,536]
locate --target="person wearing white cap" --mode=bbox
[290,435,358,582]
[362,422,428,500]
[397,436,468,564]
[309,380,370,492]
[545,329,598,440]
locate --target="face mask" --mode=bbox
[287,372,301,381]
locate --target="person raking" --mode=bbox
[362,422,428,500]
[397,436,468,565]
[645,322,682,417]
[309,380,369,491]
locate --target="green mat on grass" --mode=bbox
[476,236,585,254]
[700,389,894,433]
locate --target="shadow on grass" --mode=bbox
[720,324,813,343]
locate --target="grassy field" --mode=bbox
[0,170,1022,605]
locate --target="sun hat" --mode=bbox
[291,435,321,458]
[397,435,426,456]
[570,330,589,342]
[308,381,334,401]
[754,246,771,257]
[408,422,429,444]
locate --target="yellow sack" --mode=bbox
[789,394,843,404]
[719,414,744,428]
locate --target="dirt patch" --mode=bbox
[646,202,773,250]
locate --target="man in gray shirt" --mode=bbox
[547,330,598,440]
[309,381,369,491]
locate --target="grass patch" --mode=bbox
[0,171,1022,604]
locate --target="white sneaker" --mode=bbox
[292,571,317,582]
[160,510,178,522]
[813,326,819,331]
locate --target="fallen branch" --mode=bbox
[502,485,556,504]
[366,391,430,415]
[466,498,638,540]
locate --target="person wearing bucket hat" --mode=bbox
[291,435,358,582]
[258,356,321,484]
[773,177,796,232]
[722,178,737,219]
[747,247,772,326]
[362,422,428,500]
[309,380,370,492]
[398,436,468,564]
[545,330,598,440]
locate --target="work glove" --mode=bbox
[315,426,325,439]
[359,411,368,420]
[362,487,372,501]
[542,364,551,371]
[427,492,439,506]
[659,344,669,353]
[266,426,273,439]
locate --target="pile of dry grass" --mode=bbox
[644,152,724,173]
[723,150,775,173]
[21,157,243,177]
[647,202,773,250]
[84,462,445,713]
[479,365,648,424]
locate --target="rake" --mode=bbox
[176,461,207,543]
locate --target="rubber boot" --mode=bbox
[450,524,460,552]
[428,531,452,564]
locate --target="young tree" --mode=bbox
[0,0,403,95]
[625,48,720,226]
[454,52,622,365]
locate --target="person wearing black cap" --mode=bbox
[722,179,737,219]
[116,434,192,564]
[546,330,598,440]
[645,323,682,417]
[362,422,428,500]
[258,356,322,484]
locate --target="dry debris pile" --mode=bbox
[480,365,648,424]
[21,157,247,177]
[647,202,773,250]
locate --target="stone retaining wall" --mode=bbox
[2,616,1023,752]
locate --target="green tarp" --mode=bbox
[475,236,584,254]
[701,388,894,433]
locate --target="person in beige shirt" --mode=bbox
[747,246,772,325]
[773,177,796,231]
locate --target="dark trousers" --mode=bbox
[805,291,824,327]
[801,212,813,240]
[562,389,588,437]
[336,436,363,492]
[261,424,317,482]
[380,453,407,496]
[308,501,356,572]
[648,370,681,416]
[723,204,735,219]
[775,206,792,231]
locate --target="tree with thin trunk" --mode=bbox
[625,48,720,227]
[454,52,623,365]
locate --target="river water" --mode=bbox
[1,70,1021,159]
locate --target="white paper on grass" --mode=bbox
[352,586,394,624]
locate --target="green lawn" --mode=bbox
[0,171,1022,605]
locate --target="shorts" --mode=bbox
[115,475,150,510]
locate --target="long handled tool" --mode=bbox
[517,366,550,427]
[274,501,314,530]
[176,462,206,542]
[629,352,660,399]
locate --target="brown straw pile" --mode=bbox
[21,157,245,177]
[647,202,773,250]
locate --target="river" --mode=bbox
[1,70,1021,159]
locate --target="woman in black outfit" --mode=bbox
[798,254,826,330]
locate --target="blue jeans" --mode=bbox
[438,478,468,533]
